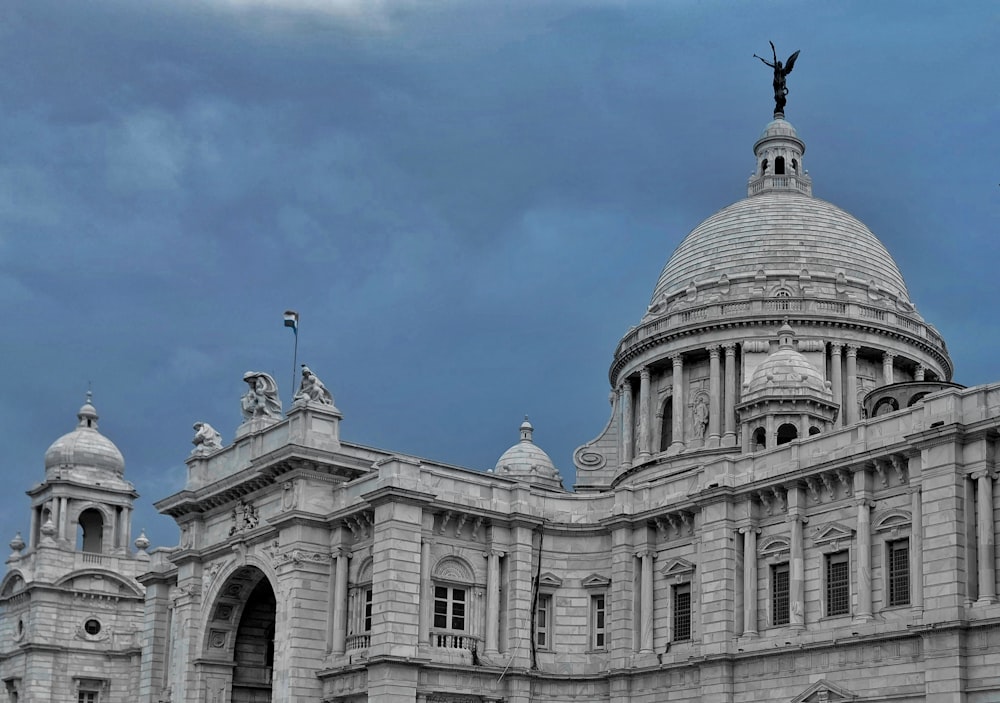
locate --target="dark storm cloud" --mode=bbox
[0,1,997,548]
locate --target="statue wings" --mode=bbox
[783,50,800,76]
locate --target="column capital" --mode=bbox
[483,549,506,559]
[738,525,761,536]
[633,549,657,559]
[883,350,896,361]
[829,342,843,354]
[971,470,998,482]
[669,353,684,367]
[639,366,651,380]
[854,497,875,510]
[331,546,351,559]
[707,345,721,359]
[723,342,737,355]
[845,344,860,357]
[784,514,808,525]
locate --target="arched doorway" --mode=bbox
[776,423,798,445]
[204,566,276,703]
[77,508,104,553]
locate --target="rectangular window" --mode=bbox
[672,584,691,642]
[363,588,373,631]
[826,551,850,616]
[888,539,910,607]
[433,586,466,630]
[536,594,551,649]
[78,693,99,703]
[771,562,790,626]
[591,594,606,649]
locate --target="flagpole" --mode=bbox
[284,310,300,406]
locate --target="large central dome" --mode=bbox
[650,192,910,304]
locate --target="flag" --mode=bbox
[283,310,299,335]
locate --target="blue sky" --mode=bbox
[1,1,997,551]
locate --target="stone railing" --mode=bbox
[747,174,812,196]
[430,631,480,652]
[347,634,370,650]
[618,297,947,358]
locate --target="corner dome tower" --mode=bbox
[575,112,953,491]
[44,392,126,478]
[495,418,564,491]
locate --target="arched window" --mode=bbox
[659,399,673,452]
[874,397,900,416]
[907,392,929,407]
[752,427,766,450]
[775,156,786,175]
[808,426,821,436]
[761,158,769,174]
[776,423,798,445]
[349,559,373,649]
[77,508,104,553]
[432,557,477,652]
[791,158,799,173]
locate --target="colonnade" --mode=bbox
[618,345,739,466]
[620,342,933,458]
[33,497,133,552]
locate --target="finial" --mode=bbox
[9,532,25,557]
[135,529,150,554]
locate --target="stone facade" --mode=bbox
[6,112,1000,703]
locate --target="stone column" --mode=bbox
[332,548,350,654]
[419,538,432,646]
[621,382,634,467]
[485,549,503,655]
[638,367,652,460]
[845,345,859,424]
[855,496,874,621]
[788,485,806,630]
[670,354,685,452]
[915,364,925,382]
[740,526,759,636]
[29,508,38,549]
[882,351,895,386]
[975,470,997,605]
[910,484,924,612]
[638,550,654,653]
[707,347,721,448]
[723,344,737,446]
[830,343,843,427]
[124,507,133,548]
[58,497,68,541]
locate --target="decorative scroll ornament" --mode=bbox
[191,422,223,455]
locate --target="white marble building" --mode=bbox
[6,110,1000,702]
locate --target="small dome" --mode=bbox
[44,393,125,476]
[494,417,564,491]
[744,325,831,402]
[757,117,801,142]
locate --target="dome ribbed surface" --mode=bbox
[651,193,909,303]
[44,399,125,476]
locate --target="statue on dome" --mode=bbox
[191,422,223,454]
[240,372,282,421]
[754,41,800,117]
[293,364,335,406]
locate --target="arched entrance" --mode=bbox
[203,566,276,703]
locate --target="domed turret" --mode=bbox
[44,392,125,477]
[495,418,564,491]
[743,323,832,402]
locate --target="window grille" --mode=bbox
[771,563,790,626]
[363,588,373,631]
[672,584,692,642]
[826,551,850,616]
[888,539,910,607]
[536,594,551,648]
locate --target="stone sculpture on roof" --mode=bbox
[240,371,282,421]
[293,364,334,406]
[755,41,800,117]
[191,421,223,454]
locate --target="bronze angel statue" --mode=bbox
[755,41,800,117]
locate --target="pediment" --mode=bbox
[791,678,857,702]
[54,569,143,598]
[873,509,911,535]
[758,536,790,559]
[660,557,696,580]
[812,522,854,549]
[538,572,563,589]
[581,573,611,589]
